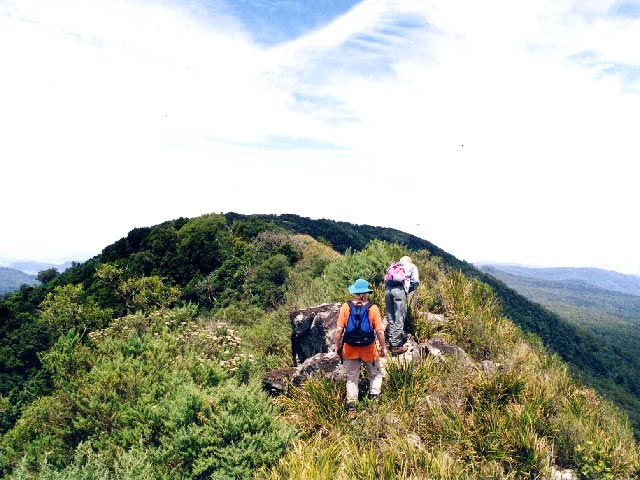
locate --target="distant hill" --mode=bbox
[0,260,74,276]
[478,264,640,296]
[0,267,38,294]
[477,265,640,322]
[478,264,640,327]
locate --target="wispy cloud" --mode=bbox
[1,0,639,273]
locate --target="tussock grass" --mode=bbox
[262,261,640,479]
[277,377,346,433]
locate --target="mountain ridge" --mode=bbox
[0,267,38,294]
[0,259,74,276]
[1,212,639,478]
[477,263,640,297]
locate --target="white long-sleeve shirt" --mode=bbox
[400,261,419,293]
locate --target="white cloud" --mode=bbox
[1,0,639,273]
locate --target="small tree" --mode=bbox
[244,254,289,308]
[36,268,59,285]
[118,275,181,313]
[39,284,112,337]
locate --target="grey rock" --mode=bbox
[290,302,341,366]
[551,466,578,480]
[262,367,298,396]
[262,353,346,395]
[426,312,447,324]
[413,337,471,366]
[266,304,472,396]
[292,352,346,386]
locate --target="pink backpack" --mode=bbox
[384,262,407,283]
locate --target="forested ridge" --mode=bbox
[1,212,639,479]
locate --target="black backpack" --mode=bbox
[343,301,376,347]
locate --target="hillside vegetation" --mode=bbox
[1,213,639,479]
[480,265,640,431]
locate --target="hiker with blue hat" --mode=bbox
[334,278,387,419]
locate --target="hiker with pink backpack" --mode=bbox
[384,255,419,354]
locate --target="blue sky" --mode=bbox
[222,0,363,45]
[1,0,639,274]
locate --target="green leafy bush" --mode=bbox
[0,308,294,479]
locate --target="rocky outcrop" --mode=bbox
[266,304,509,394]
[262,333,471,395]
[262,352,345,396]
[263,303,470,395]
[263,303,579,480]
[263,303,346,396]
[290,302,341,365]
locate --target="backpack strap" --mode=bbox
[363,302,373,328]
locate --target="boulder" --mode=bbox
[261,353,345,396]
[410,337,471,366]
[293,352,345,386]
[262,367,298,396]
[290,302,341,366]
[425,338,471,364]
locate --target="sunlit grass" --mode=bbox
[262,262,640,479]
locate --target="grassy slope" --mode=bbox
[227,213,640,436]
[479,266,640,427]
[263,250,640,479]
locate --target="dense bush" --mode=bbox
[1,307,294,479]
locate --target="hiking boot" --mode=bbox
[390,345,408,355]
[347,404,358,420]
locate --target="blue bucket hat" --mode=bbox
[348,278,373,295]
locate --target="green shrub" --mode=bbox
[1,309,294,479]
